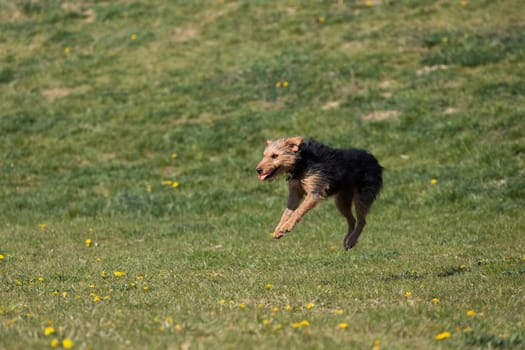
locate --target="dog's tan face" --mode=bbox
[256,136,303,181]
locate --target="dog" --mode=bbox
[256,137,383,250]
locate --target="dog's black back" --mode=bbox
[291,140,383,203]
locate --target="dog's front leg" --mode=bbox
[274,180,303,238]
[277,192,323,235]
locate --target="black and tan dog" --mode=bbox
[256,137,383,250]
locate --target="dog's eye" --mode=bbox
[271,154,278,159]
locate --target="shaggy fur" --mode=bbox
[256,137,383,250]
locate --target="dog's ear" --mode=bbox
[266,139,273,145]
[285,136,303,152]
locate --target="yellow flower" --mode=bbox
[282,81,289,87]
[114,271,125,277]
[239,303,246,309]
[285,304,293,311]
[0,254,4,260]
[275,81,281,88]
[93,295,101,302]
[44,326,55,336]
[258,303,265,309]
[337,322,348,330]
[64,47,70,55]
[62,292,68,298]
[219,299,226,305]
[146,184,152,192]
[292,322,301,329]
[85,239,92,248]
[299,320,309,327]
[143,285,150,291]
[373,340,381,350]
[171,181,180,188]
[101,271,107,277]
[466,309,476,316]
[305,303,314,309]
[432,297,440,303]
[131,34,137,40]
[431,178,438,185]
[161,180,173,186]
[89,283,95,289]
[263,319,271,327]
[366,0,373,6]
[50,339,59,348]
[318,16,325,23]
[171,153,177,159]
[405,291,412,298]
[103,295,110,300]
[62,338,74,349]
[38,277,45,283]
[272,306,279,312]
[334,309,344,315]
[39,223,47,230]
[435,331,452,340]
[265,283,273,290]
[52,290,59,296]
[274,323,282,331]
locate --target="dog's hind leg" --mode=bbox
[344,191,371,250]
[336,192,356,249]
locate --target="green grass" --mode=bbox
[1,0,524,349]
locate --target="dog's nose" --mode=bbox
[256,167,263,174]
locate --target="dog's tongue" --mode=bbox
[258,173,269,180]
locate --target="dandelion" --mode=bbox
[334,309,344,315]
[239,303,246,309]
[64,47,71,55]
[171,153,177,159]
[305,303,314,309]
[50,339,59,348]
[441,37,449,44]
[131,34,137,40]
[146,184,152,192]
[219,299,226,305]
[85,239,92,248]
[366,0,374,6]
[337,322,348,330]
[318,16,325,23]
[174,324,183,332]
[62,338,74,349]
[272,306,279,312]
[292,322,302,329]
[373,339,381,350]
[405,291,412,298]
[44,326,55,336]
[282,81,289,87]
[463,327,473,333]
[171,181,180,188]
[459,264,467,270]
[38,277,45,283]
[114,271,125,277]
[466,309,476,316]
[299,320,309,327]
[274,323,282,331]
[265,283,273,290]
[431,178,438,185]
[52,290,59,296]
[93,295,101,302]
[285,304,293,311]
[263,319,271,327]
[275,81,282,88]
[39,223,47,230]
[62,292,68,298]
[103,295,110,300]
[435,331,452,340]
[317,284,323,290]
[432,297,440,303]
[101,271,108,277]
[258,303,264,309]
[0,254,4,260]
[136,275,144,280]
[143,285,150,291]
[89,283,95,289]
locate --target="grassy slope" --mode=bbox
[1,0,524,349]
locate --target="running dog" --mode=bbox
[256,137,383,250]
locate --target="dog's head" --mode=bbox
[255,136,303,181]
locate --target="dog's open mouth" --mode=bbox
[258,167,280,181]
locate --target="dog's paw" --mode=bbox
[344,237,358,250]
[273,231,284,239]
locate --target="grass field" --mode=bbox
[1,0,524,349]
